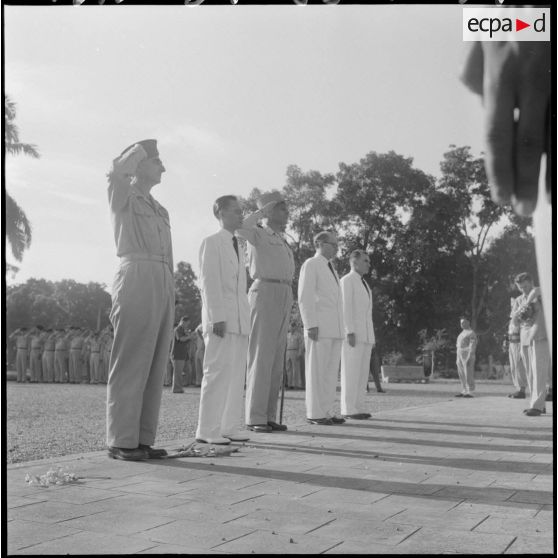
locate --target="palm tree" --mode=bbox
[5,95,38,272]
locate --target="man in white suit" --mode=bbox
[340,250,375,419]
[196,195,252,445]
[298,231,345,426]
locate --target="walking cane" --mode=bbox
[279,347,287,424]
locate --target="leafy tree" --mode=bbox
[5,95,38,275]
[6,279,111,332]
[174,261,201,326]
[436,145,511,331]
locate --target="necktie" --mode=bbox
[328,261,338,283]
[232,236,239,260]
[362,277,370,296]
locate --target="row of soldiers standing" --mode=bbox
[9,326,114,384]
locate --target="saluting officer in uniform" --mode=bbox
[106,139,174,461]
[236,192,295,433]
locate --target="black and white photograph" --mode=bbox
[4,0,553,554]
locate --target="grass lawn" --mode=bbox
[6,379,512,464]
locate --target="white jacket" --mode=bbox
[298,254,343,339]
[340,270,375,345]
[199,229,250,336]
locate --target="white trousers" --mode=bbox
[456,350,475,393]
[529,339,551,411]
[509,342,528,390]
[520,345,532,394]
[196,332,248,439]
[340,342,373,415]
[304,337,342,419]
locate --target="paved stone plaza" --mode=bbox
[7,394,554,554]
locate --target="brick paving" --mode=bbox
[7,394,554,554]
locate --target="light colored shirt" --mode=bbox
[107,151,173,270]
[236,225,295,282]
[456,329,477,351]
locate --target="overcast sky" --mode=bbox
[5,4,485,289]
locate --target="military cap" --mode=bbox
[257,191,285,210]
[120,139,159,159]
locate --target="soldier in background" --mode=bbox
[29,326,45,383]
[170,316,191,393]
[41,329,56,383]
[69,327,84,384]
[9,327,30,383]
[54,328,70,383]
[286,324,304,389]
[88,331,102,384]
[81,329,92,384]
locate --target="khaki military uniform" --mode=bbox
[69,334,84,383]
[54,333,70,382]
[12,332,30,383]
[42,334,56,383]
[89,337,102,384]
[106,146,174,449]
[29,334,44,383]
[236,225,295,426]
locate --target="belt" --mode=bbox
[17,347,28,350]
[91,351,100,354]
[121,253,171,266]
[256,278,292,285]
[44,349,55,352]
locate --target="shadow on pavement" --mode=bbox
[343,422,553,443]
[278,429,552,454]
[146,459,551,509]
[374,417,553,432]
[241,440,553,476]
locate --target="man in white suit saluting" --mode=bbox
[340,250,375,420]
[196,196,252,445]
[298,231,345,426]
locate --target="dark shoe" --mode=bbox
[267,421,288,431]
[330,416,346,424]
[524,408,544,416]
[361,412,372,418]
[508,391,526,399]
[377,388,386,393]
[454,393,464,397]
[342,413,368,420]
[307,417,333,425]
[523,407,546,414]
[463,393,474,398]
[247,424,272,433]
[138,444,168,458]
[107,446,147,461]
[172,389,184,394]
[195,436,231,445]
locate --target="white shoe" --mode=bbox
[195,436,231,445]
[222,430,251,442]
